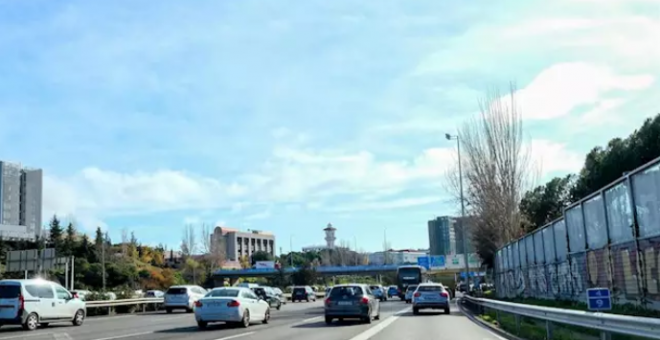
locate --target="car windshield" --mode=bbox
[206,289,240,297]
[330,286,363,298]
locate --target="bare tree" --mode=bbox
[445,84,532,267]
[201,223,226,269]
[181,224,197,257]
[200,223,211,254]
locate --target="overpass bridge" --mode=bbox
[212,264,480,284]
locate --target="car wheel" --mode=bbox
[306,298,309,302]
[22,313,38,331]
[241,310,250,328]
[445,307,450,314]
[166,308,172,314]
[363,315,372,324]
[276,303,281,311]
[72,309,85,326]
[325,316,333,325]
[263,308,270,324]
[197,321,207,329]
[374,312,380,320]
[413,307,419,315]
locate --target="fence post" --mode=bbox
[546,320,553,340]
[625,175,646,305]
[515,314,521,335]
[600,331,612,340]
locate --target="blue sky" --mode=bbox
[0,0,657,253]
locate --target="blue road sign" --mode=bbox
[587,288,612,311]
[429,255,446,268]
[417,256,430,269]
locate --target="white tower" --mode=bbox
[324,223,336,249]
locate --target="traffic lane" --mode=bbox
[222,299,411,340]
[0,301,324,340]
[367,305,506,340]
[0,312,194,340]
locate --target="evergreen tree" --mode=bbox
[94,227,104,246]
[49,215,64,253]
[64,222,77,256]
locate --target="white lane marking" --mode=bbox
[347,312,402,340]
[89,331,154,340]
[0,333,49,340]
[214,331,256,340]
[301,316,322,323]
[394,306,412,315]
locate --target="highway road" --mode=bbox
[0,299,505,340]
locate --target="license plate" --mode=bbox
[338,301,352,306]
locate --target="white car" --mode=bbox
[194,287,270,329]
[0,279,86,331]
[164,285,207,313]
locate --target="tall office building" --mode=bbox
[428,216,456,256]
[0,161,43,240]
[454,216,475,254]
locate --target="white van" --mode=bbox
[164,285,207,313]
[0,279,86,331]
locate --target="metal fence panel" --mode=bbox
[493,157,660,312]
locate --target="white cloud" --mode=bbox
[44,136,582,229]
[326,196,443,213]
[530,139,584,175]
[508,62,654,120]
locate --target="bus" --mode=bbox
[395,265,428,299]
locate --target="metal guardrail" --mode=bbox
[84,293,327,309]
[86,298,164,308]
[462,295,660,340]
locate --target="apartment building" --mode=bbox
[0,161,42,241]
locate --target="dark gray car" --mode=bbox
[324,284,380,324]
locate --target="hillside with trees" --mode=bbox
[0,217,220,291]
[519,114,660,232]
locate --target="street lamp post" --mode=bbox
[445,133,471,290]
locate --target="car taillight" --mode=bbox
[18,293,24,311]
[441,292,449,298]
[360,297,369,304]
[325,298,332,306]
[227,300,240,307]
[195,301,203,307]
[72,292,79,299]
[414,292,421,297]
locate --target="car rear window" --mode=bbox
[293,288,306,293]
[418,285,443,292]
[166,287,187,295]
[406,286,418,292]
[0,285,21,299]
[330,286,363,298]
[207,289,239,297]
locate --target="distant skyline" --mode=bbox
[0,0,657,252]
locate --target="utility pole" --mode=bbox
[446,133,471,290]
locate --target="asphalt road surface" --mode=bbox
[0,298,505,340]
